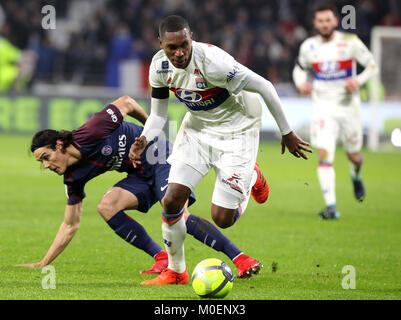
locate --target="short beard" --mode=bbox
[318,28,335,40]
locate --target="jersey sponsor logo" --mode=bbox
[162,60,169,69]
[312,59,352,81]
[107,134,127,171]
[171,87,230,111]
[101,145,113,156]
[106,108,118,122]
[176,89,203,102]
[226,63,240,82]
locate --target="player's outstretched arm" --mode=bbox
[17,202,83,267]
[244,71,312,159]
[112,95,149,125]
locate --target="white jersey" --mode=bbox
[149,40,262,135]
[297,31,375,107]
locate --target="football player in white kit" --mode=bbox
[292,4,378,219]
[130,15,312,285]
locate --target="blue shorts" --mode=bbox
[114,163,196,213]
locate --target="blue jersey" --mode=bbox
[64,104,172,205]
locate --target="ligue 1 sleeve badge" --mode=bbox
[101,145,113,156]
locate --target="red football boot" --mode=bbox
[251,162,270,204]
[140,267,189,285]
[140,251,168,275]
[233,253,263,279]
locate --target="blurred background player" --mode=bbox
[292,4,378,219]
[130,15,312,285]
[19,95,264,279]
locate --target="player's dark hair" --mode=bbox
[158,15,190,38]
[30,129,73,152]
[313,3,338,18]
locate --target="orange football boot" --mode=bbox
[251,162,269,204]
[140,267,189,285]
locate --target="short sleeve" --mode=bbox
[65,183,86,205]
[204,46,251,95]
[72,104,123,147]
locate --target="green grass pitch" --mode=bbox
[0,135,400,300]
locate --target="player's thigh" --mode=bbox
[310,113,338,158]
[154,162,197,209]
[163,161,204,213]
[212,153,256,210]
[339,114,363,154]
[211,129,258,208]
[168,123,211,174]
[167,159,206,194]
[113,174,158,214]
[97,187,139,221]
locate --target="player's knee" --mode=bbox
[163,193,185,214]
[211,210,235,229]
[347,152,362,164]
[97,198,118,221]
[163,186,189,214]
[319,149,328,161]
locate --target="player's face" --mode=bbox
[314,10,338,39]
[34,143,69,175]
[160,28,193,69]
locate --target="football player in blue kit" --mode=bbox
[18,95,262,279]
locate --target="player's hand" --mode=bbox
[16,262,46,268]
[299,82,312,95]
[281,131,313,160]
[129,136,147,168]
[345,77,359,92]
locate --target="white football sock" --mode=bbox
[317,164,336,207]
[162,215,186,273]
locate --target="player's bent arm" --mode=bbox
[39,202,83,266]
[244,71,293,136]
[112,96,149,125]
[140,87,170,143]
[292,64,309,89]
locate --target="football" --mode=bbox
[191,258,234,298]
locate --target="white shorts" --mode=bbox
[167,115,260,209]
[310,104,362,156]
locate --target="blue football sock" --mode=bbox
[107,211,162,258]
[186,214,242,260]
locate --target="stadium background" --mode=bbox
[1,0,401,301]
[1,0,401,146]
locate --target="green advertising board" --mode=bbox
[0,95,187,134]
